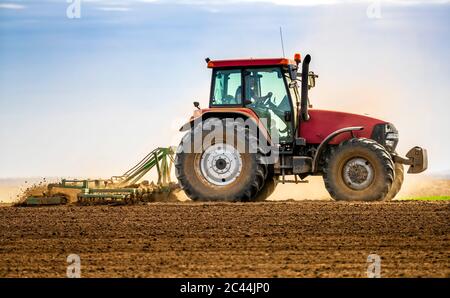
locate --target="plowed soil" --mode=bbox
[0,201,448,277]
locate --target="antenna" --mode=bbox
[279,26,286,57]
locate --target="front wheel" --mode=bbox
[384,163,404,201]
[323,138,394,201]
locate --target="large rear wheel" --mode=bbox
[175,118,266,201]
[323,138,394,201]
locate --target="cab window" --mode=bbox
[211,69,242,106]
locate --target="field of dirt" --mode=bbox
[0,201,448,278]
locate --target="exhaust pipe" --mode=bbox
[301,54,311,121]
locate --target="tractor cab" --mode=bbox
[206,56,309,144]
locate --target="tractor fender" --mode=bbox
[179,109,273,146]
[311,126,364,173]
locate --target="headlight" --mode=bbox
[386,132,399,140]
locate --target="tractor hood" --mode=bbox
[299,109,389,145]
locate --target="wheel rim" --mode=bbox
[200,143,242,186]
[342,157,374,190]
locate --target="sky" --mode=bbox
[0,0,449,178]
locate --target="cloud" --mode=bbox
[56,0,450,6]
[83,0,156,3]
[0,3,26,10]
[153,0,449,5]
[97,7,132,11]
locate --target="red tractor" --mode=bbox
[175,53,427,201]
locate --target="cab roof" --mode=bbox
[207,58,297,69]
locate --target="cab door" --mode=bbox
[243,67,294,144]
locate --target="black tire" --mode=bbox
[323,138,394,201]
[175,118,266,202]
[252,174,278,202]
[384,163,404,201]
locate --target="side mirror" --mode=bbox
[193,101,200,110]
[308,71,318,89]
[297,71,318,89]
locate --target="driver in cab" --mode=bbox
[245,75,272,105]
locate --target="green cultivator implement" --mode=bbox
[24,147,179,205]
